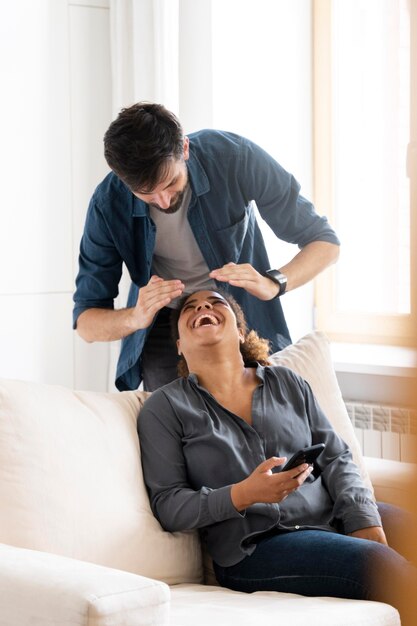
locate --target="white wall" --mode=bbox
[0,0,112,390]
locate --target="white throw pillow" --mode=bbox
[269,331,373,492]
[0,379,203,585]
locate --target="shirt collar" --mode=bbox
[131,194,149,217]
[187,145,210,196]
[188,363,266,387]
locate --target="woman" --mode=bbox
[138,289,416,623]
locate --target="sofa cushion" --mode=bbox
[269,331,373,491]
[0,379,202,585]
[169,584,400,626]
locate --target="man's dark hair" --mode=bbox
[103,102,184,192]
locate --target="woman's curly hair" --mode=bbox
[170,289,271,377]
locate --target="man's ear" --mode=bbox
[183,136,190,161]
[176,339,182,356]
[239,331,245,344]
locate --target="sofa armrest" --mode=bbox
[364,456,417,510]
[0,543,170,626]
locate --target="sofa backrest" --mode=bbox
[0,380,203,585]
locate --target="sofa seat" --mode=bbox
[169,584,399,626]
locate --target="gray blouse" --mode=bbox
[137,365,380,567]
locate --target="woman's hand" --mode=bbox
[231,457,313,511]
[348,526,388,545]
[209,263,280,300]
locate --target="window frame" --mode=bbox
[312,0,417,347]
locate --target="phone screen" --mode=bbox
[282,443,325,472]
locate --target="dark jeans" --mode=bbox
[213,504,417,625]
[141,307,179,391]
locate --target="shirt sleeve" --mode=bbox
[137,391,245,533]
[237,137,340,248]
[293,373,382,533]
[73,195,123,328]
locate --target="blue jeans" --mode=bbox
[213,504,416,624]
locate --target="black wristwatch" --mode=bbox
[264,269,287,299]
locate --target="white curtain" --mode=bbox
[107,0,180,390]
[109,0,179,115]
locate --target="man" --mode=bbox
[73,102,340,391]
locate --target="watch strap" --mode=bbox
[264,269,287,298]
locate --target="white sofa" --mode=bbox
[0,332,412,626]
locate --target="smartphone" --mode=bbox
[282,443,325,472]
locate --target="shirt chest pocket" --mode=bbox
[213,208,250,263]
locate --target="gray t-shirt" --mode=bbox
[150,185,216,307]
[138,364,380,567]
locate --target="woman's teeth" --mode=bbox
[193,314,219,328]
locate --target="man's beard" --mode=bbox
[149,187,187,214]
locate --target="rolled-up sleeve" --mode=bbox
[238,137,340,248]
[73,197,123,328]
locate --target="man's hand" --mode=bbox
[209,242,340,300]
[209,263,279,300]
[231,457,313,511]
[348,526,388,545]
[76,275,184,343]
[129,275,184,330]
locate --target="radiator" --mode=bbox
[345,401,417,461]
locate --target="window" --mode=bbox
[314,0,416,346]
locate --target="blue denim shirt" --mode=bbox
[73,130,340,390]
